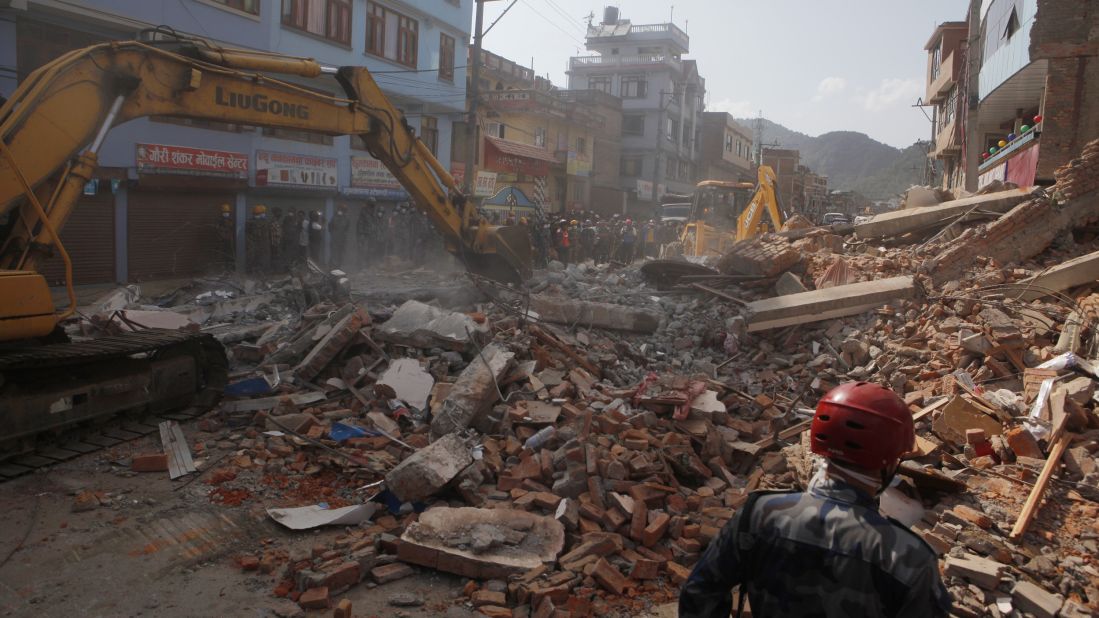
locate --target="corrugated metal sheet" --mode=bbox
[40,191,116,286]
[128,191,233,281]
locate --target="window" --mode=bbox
[575,137,586,155]
[572,183,584,202]
[421,116,438,156]
[439,33,455,81]
[588,76,612,93]
[679,160,691,181]
[621,75,647,98]
[666,117,679,143]
[666,157,678,181]
[623,114,644,136]
[397,14,418,67]
[682,123,692,147]
[487,122,505,139]
[929,40,942,81]
[366,2,418,67]
[534,127,547,147]
[621,156,643,177]
[282,0,352,45]
[1004,7,1020,40]
[725,134,733,152]
[940,85,958,126]
[211,0,259,14]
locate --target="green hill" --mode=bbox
[736,118,934,199]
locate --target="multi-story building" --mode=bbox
[0,0,470,285]
[566,6,705,215]
[559,89,626,217]
[924,21,968,191]
[453,49,612,215]
[699,112,754,184]
[930,0,1099,191]
[762,147,803,214]
[802,170,830,222]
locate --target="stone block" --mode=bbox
[384,433,473,503]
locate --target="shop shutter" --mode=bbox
[128,191,233,281]
[39,191,116,286]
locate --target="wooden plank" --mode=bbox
[59,442,98,454]
[101,428,143,441]
[121,422,160,435]
[159,420,196,480]
[689,283,748,306]
[1009,430,1072,540]
[220,391,326,413]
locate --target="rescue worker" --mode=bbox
[329,204,349,268]
[356,199,376,267]
[296,209,309,266]
[308,210,323,263]
[216,203,234,269]
[246,204,271,274]
[679,381,951,618]
[554,219,570,265]
[580,220,596,264]
[269,207,284,271]
[618,218,637,263]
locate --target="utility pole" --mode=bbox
[463,0,486,194]
[963,0,982,193]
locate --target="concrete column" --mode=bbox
[114,183,128,283]
[0,15,17,100]
[235,192,247,274]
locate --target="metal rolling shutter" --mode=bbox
[128,191,232,281]
[40,191,116,286]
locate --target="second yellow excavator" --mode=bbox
[0,33,532,470]
[670,165,785,258]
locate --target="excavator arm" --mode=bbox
[0,37,530,339]
[735,164,785,241]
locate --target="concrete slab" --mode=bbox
[375,300,489,352]
[854,189,1031,239]
[430,342,515,440]
[384,433,473,503]
[377,358,435,411]
[529,295,660,333]
[398,507,565,580]
[1013,249,1099,301]
[744,276,915,332]
[774,272,808,296]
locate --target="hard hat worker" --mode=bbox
[679,381,951,618]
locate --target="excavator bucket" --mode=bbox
[464,225,533,285]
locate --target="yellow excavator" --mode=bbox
[672,165,785,257]
[0,34,532,469]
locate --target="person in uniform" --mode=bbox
[307,210,323,263]
[216,203,234,269]
[679,381,951,618]
[269,207,284,271]
[245,204,271,274]
[328,204,349,269]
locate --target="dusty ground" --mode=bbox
[0,426,473,618]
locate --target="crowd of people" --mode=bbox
[222,198,443,275]
[525,213,682,267]
[222,202,684,275]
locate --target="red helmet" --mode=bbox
[810,382,914,470]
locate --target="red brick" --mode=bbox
[298,586,329,610]
[321,561,360,593]
[629,558,660,580]
[131,452,168,472]
[238,555,259,571]
[333,598,352,618]
[666,562,692,585]
[477,606,513,618]
[642,513,671,547]
[591,558,631,595]
[273,579,293,598]
[472,590,506,607]
[629,500,648,542]
[371,562,413,583]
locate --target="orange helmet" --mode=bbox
[220,203,232,213]
[252,204,267,215]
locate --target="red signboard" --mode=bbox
[484,143,551,177]
[135,143,248,178]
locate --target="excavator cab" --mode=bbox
[677,180,754,257]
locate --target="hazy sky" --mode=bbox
[480,0,967,148]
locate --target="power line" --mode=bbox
[520,0,585,46]
[540,0,585,33]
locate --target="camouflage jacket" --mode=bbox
[679,471,951,618]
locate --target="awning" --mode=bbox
[485,136,558,162]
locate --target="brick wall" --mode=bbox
[1031,0,1099,180]
[928,138,1099,284]
[718,235,801,277]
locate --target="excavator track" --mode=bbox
[0,329,227,480]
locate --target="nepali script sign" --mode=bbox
[255,150,338,189]
[349,156,408,200]
[135,143,248,179]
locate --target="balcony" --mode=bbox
[568,53,682,72]
[929,118,961,158]
[585,21,689,53]
[482,89,567,117]
[927,50,960,103]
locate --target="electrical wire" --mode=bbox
[539,0,586,33]
[520,0,586,46]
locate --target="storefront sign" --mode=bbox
[350,156,408,200]
[135,143,248,179]
[255,150,337,189]
[485,145,551,177]
[474,171,498,197]
[450,162,466,188]
[566,151,592,177]
[636,179,654,201]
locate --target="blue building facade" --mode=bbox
[0,0,470,283]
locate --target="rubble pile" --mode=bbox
[79,140,1099,616]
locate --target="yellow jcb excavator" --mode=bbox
[0,34,532,470]
[671,165,785,257]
